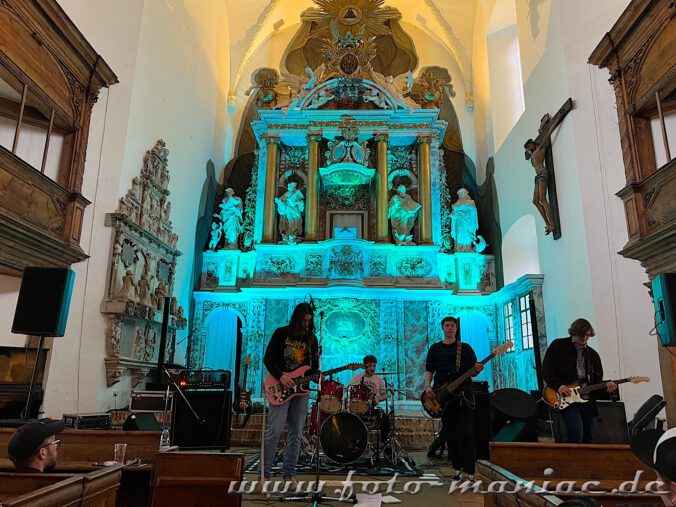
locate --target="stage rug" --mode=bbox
[245,451,422,477]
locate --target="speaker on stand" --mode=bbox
[11,267,75,419]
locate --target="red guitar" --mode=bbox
[264,363,361,406]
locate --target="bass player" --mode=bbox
[542,317,617,443]
[262,302,318,482]
[424,316,483,478]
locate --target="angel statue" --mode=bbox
[214,188,243,248]
[282,64,326,109]
[371,71,418,110]
[451,188,479,252]
[274,182,305,243]
[388,185,422,245]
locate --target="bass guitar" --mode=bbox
[264,363,362,406]
[543,376,649,411]
[420,341,512,418]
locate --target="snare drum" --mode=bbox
[348,383,374,414]
[319,379,344,413]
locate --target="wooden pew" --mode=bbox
[489,442,663,506]
[149,451,244,507]
[0,466,122,507]
[0,474,83,507]
[0,428,161,470]
[477,460,564,507]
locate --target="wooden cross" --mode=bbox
[526,97,574,240]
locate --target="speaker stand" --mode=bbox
[23,335,45,420]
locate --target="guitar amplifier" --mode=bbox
[63,412,112,430]
[130,390,174,413]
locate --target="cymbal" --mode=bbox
[374,372,398,375]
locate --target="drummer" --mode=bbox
[348,355,391,458]
[349,355,386,403]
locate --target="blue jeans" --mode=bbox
[561,402,597,443]
[262,394,309,478]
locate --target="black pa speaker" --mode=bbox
[172,389,232,448]
[12,267,75,337]
[473,383,491,460]
[123,412,161,431]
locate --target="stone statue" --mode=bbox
[275,182,305,243]
[132,328,145,360]
[208,222,222,251]
[215,188,243,248]
[109,319,122,357]
[388,185,422,245]
[116,270,136,301]
[451,188,479,252]
[153,281,167,311]
[137,272,153,306]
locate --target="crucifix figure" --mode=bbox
[524,97,573,238]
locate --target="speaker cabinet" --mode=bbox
[595,401,628,444]
[12,267,75,337]
[474,391,491,460]
[172,390,232,448]
[123,412,161,431]
[652,272,676,345]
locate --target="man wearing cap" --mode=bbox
[8,420,65,472]
[631,427,676,506]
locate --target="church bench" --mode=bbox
[0,473,83,506]
[0,428,161,465]
[488,442,663,506]
[476,460,563,507]
[149,451,244,507]
[0,465,122,507]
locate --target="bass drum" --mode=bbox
[320,412,367,464]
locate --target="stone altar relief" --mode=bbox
[102,140,186,388]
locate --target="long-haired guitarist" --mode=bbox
[424,316,483,478]
[542,318,617,443]
[261,302,318,482]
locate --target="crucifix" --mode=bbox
[524,97,574,239]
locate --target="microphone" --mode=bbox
[309,294,316,312]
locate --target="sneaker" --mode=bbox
[450,471,463,480]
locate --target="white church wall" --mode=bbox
[472,1,494,184]
[16,0,233,416]
[502,214,540,285]
[556,0,662,415]
[473,0,661,416]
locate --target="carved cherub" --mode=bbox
[116,270,136,301]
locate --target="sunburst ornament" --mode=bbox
[304,0,400,42]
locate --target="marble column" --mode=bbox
[305,133,321,242]
[417,135,433,244]
[375,133,389,242]
[262,135,280,243]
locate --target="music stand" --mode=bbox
[279,309,356,504]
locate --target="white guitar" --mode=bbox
[543,376,649,411]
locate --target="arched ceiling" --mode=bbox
[222,0,479,99]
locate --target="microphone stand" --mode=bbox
[281,309,356,504]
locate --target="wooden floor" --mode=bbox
[235,448,484,506]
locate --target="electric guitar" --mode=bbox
[235,354,252,413]
[543,376,649,411]
[420,341,512,418]
[264,363,362,406]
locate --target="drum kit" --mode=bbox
[304,372,408,467]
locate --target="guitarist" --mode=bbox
[261,302,318,483]
[542,318,617,443]
[424,316,483,479]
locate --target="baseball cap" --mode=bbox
[630,427,676,482]
[7,420,65,464]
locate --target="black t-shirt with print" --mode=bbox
[263,325,319,380]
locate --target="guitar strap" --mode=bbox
[455,341,462,373]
